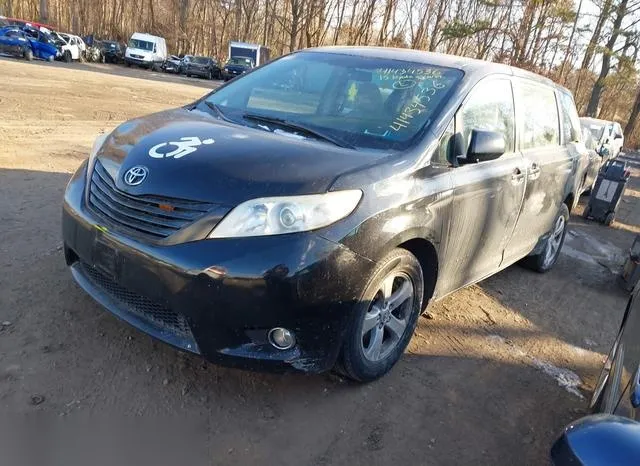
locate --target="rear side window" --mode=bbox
[558,91,581,144]
[516,82,559,149]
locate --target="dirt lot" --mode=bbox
[0,57,638,465]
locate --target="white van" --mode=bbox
[124,32,167,70]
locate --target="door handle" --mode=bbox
[511,167,525,184]
[528,163,541,180]
[529,163,541,175]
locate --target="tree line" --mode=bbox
[2,0,640,146]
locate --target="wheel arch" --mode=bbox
[392,236,439,310]
[564,192,576,213]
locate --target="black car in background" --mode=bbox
[222,56,254,81]
[98,40,124,64]
[184,56,221,79]
[551,285,640,465]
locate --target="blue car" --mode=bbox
[0,26,57,61]
[551,285,640,465]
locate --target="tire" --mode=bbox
[63,50,72,63]
[605,212,615,226]
[24,48,33,61]
[583,205,591,219]
[47,54,54,62]
[207,70,212,80]
[521,203,570,273]
[337,248,424,382]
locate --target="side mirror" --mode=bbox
[465,129,505,163]
[615,134,623,140]
[551,415,640,466]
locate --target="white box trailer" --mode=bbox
[228,41,270,67]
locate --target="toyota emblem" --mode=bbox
[123,166,148,186]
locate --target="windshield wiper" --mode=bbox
[242,113,355,149]
[204,101,235,123]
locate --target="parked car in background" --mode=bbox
[0,26,35,60]
[551,286,640,465]
[580,117,624,160]
[579,127,602,194]
[179,55,193,74]
[0,26,57,61]
[222,56,254,80]
[124,32,167,70]
[228,41,270,66]
[98,40,124,64]
[162,54,182,73]
[52,31,84,62]
[184,56,222,79]
[62,48,585,382]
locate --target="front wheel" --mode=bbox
[24,48,33,61]
[337,248,424,382]
[64,50,72,63]
[521,204,569,273]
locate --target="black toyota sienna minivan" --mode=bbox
[63,47,585,381]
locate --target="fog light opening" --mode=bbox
[268,327,296,350]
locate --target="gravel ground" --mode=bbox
[0,57,636,465]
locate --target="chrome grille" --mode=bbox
[88,161,214,239]
[79,261,192,337]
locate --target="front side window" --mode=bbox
[558,91,581,144]
[204,51,463,150]
[459,78,515,154]
[193,56,210,64]
[517,82,560,150]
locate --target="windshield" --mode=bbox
[204,52,463,150]
[128,38,153,51]
[227,57,253,66]
[193,56,209,64]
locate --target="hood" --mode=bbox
[95,108,385,206]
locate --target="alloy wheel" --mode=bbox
[361,272,414,362]
[543,215,565,267]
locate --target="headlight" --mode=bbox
[89,133,109,164]
[208,190,362,238]
[224,67,229,72]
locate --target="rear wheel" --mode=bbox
[521,203,569,273]
[207,70,212,80]
[337,248,424,382]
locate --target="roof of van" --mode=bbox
[580,117,614,126]
[307,46,564,91]
[131,32,165,41]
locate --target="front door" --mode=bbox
[441,77,526,292]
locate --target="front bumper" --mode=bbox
[125,56,154,67]
[223,70,244,79]
[62,163,373,373]
[186,67,210,77]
